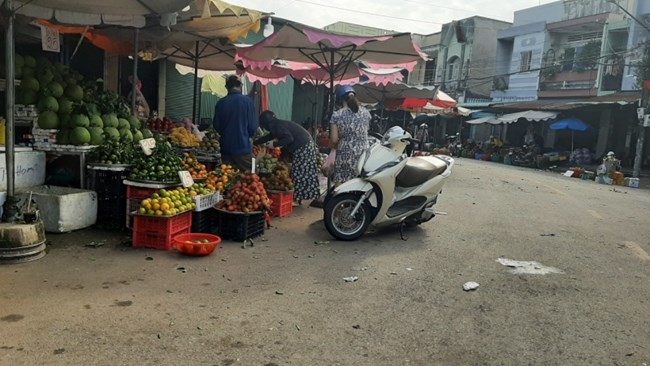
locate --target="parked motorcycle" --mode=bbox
[323,126,454,241]
[509,144,539,168]
[446,133,462,157]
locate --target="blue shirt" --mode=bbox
[213,91,257,156]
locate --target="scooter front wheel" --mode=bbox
[323,193,372,241]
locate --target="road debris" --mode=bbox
[314,240,330,245]
[540,233,556,237]
[275,290,284,295]
[496,258,564,275]
[84,241,104,248]
[463,282,479,291]
[176,267,187,273]
[343,276,359,283]
[352,324,361,329]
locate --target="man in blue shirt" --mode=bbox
[213,75,257,171]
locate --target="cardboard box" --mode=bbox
[625,177,639,188]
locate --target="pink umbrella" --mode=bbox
[236,22,427,117]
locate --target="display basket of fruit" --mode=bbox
[193,191,222,212]
[132,211,192,250]
[174,233,221,256]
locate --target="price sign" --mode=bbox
[178,171,194,188]
[251,157,256,174]
[40,25,60,53]
[139,138,156,156]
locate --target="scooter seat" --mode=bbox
[396,157,447,188]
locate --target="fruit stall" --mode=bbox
[1,51,308,255]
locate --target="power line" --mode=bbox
[292,0,444,25]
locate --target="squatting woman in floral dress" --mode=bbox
[329,85,370,184]
[255,110,320,204]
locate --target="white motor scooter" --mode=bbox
[323,126,454,241]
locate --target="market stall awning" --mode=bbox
[498,110,557,123]
[17,0,193,27]
[353,81,437,104]
[465,110,557,124]
[236,22,427,72]
[492,92,641,111]
[383,91,457,112]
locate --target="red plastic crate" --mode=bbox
[127,185,159,200]
[267,190,293,218]
[134,211,192,233]
[133,227,190,250]
[132,211,193,250]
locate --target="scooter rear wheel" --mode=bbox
[323,193,372,241]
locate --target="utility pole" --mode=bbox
[606,0,649,177]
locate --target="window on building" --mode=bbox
[424,59,437,85]
[520,51,532,72]
[447,57,460,82]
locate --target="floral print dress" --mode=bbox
[331,107,370,184]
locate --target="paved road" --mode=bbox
[1,159,649,365]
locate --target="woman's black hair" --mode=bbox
[259,110,275,130]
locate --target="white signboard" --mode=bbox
[178,171,194,188]
[138,138,156,156]
[41,25,60,53]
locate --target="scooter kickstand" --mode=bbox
[399,221,408,241]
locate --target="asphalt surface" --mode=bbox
[1,158,649,366]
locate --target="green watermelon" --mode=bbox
[15,54,24,68]
[70,127,91,145]
[22,67,34,78]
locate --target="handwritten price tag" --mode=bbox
[139,138,156,156]
[40,25,60,53]
[178,171,194,188]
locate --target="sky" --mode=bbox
[226,0,559,34]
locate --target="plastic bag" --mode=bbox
[321,149,336,177]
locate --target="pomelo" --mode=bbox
[119,128,133,142]
[21,89,37,105]
[89,127,104,145]
[58,97,73,114]
[89,115,103,128]
[64,84,84,101]
[37,96,59,113]
[56,130,70,145]
[128,115,141,130]
[21,77,39,92]
[71,114,90,128]
[104,127,120,141]
[37,111,59,129]
[132,130,144,143]
[47,81,64,98]
[102,113,119,128]
[59,114,71,129]
[70,127,91,145]
[141,129,153,139]
[118,118,130,130]
[24,56,36,68]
